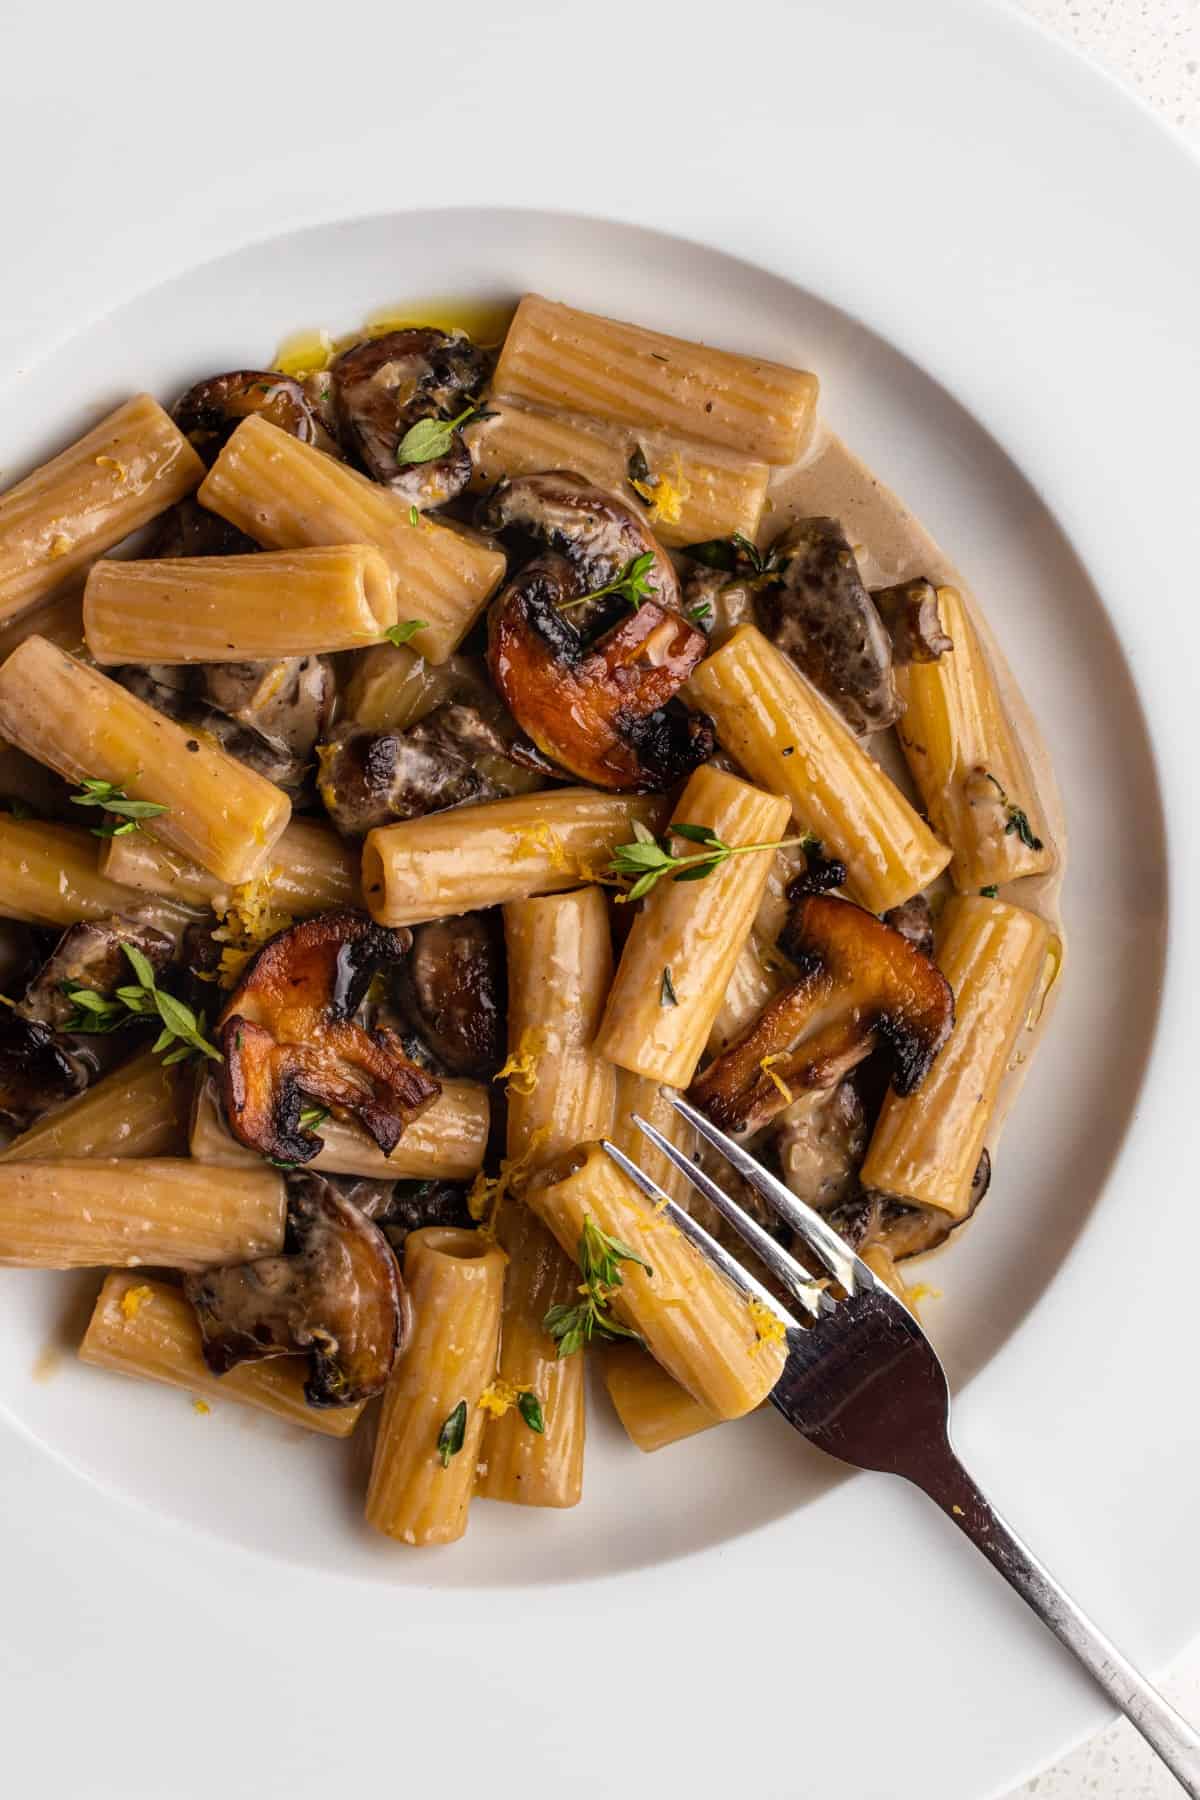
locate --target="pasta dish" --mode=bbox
[0,294,1062,1545]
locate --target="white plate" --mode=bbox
[0,4,1197,1797]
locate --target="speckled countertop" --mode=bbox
[1002,13,1199,1799]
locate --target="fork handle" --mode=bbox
[914,1446,1200,1797]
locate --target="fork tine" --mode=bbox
[600,1138,804,1325]
[662,1090,878,1298]
[628,1115,832,1321]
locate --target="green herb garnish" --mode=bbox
[686,599,714,628]
[681,532,782,578]
[298,1104,330,1133]
[384,619,428,647]
[517,1391,545,1434]
[983,772,1044,852]
[63,941,221,1065]
[543,1215,652,1358]
[408,504,420,526]
[556,551,658,615]
[608,818,811,903]
[395,403,494,466]
[69,778,168,839]
[979,884,999,898]
[437,1399,468,1467]
[660,966,678,1007]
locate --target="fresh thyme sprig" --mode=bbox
[555,551,658,615]
[543,1215,652,1358]
[681,532,784,580]
[62,942,221,1066]
[395,402,495,466]
[608,819,816,903]
[983,772,1044,852]
[436,1399,468,1467]
[383,619,428,647]
[69,778,168,839]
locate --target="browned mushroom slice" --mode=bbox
[172,370,318,465]
[754,518,900,735]
[774,1080,867,1212]
[872,578,953,664]
[689,895,954,1136]
[330,328,491,505]
[144,496,259,559]
[113,665,313,794]
[488,553,713,790]
[219,911,440,1165]
[316,712,494,837]
[479,472,679,607]
[0,1011,90,1129]
[184,1173,407,1405]
[393,912,505,1078]
[834,1148,992,1261]
[18,915,173,1032]
[200,657,335,764]
[882,893,936,961]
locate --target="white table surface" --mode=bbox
[1006,9,1198,1791]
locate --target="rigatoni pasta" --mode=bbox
[0,815,192,935]
[494,296,819,464]
[894,585,1055,891]
[80,1274,364,1438]
[688,623,952,912]
[84,544,396,664]
[603,1343,720,1453]
[527,1145,786,1420]
[861,896,1052,1216]
[596,765,790,1088]
[366,1227,506,1545]
[0,636,292,885]
[0,1052,188,1162]
[100,817,361,916]
[0,395,204,624]
[0,1159,284,1269]
[198,416,505,663]
[363,790,663,927]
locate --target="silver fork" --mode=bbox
[601,1091,1200,1799]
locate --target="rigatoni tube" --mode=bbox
[688,624,951,913]
[100,817,361,917]
[0,395,204,624]
[861,896,1052,1216]
[894,585,1055,891]
[84,544,396,664]
[366,1227,507,1545]
[502,885,615,1165]
[189,1073,488,1182]
[527,1145,785,1420]
[466,403,769,548]
[603,1343,720,1453]
[363,789,663,928]
[0,1158,285,1269]
[477,1203,585,1508]
[0,815,191,935]
[0,636,291,885]
[80,1274,362,1438]
[493,296,819,465]
[609,1071,697,1211]
[596,765,790,1088]
[198,416,504,664]
[0,1051,187,1162]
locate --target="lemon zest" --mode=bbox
[493,1026,547,1098]
[212,867,294,988]
[192,1398,211,1415]
[759,1052,794,1104]
[119,1282,153,1322]
[49,533,72,559]
[632,452,690,527]
[468,1128,551,1231]
[477,1378,526,1419]
[94,454,128,482]
[747,1297,787,1347]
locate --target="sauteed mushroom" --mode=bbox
[184,1172,407,1405]
[18,916,173,1032]
[316,708,495,836]
[882,893,936,961]
[114,660,333,795]
[690,894,954,1135]
[754,517,900,735]
[488,554,713,788]
[144,496,258,559]
[0,1011,89,1129]
[330,328,491,505]
[774,1080,867,1212]
[171,370,318,465]
[358,1178,475,1256]
[393,912,505,1078]
[219,911,440,1165]
[826,1149,991,1261]
[201,657,335,764]
[480,472,679,605]
[872,578,953,664]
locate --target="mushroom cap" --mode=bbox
[690,894,955,1135]
[488,553,713,790]
[330,327,491,503]
[171,370,318,466]
[393,912,505,1079]
[479,471,679,607]
[184,1172,407,1406]
[219,910,440,1164]
[0,1010,90,1129]
[871,579,954,665]
[754,517,900,735]
[315,711,494,838]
